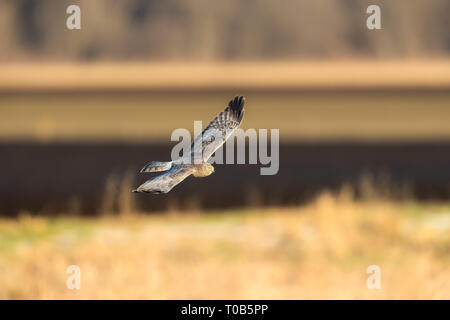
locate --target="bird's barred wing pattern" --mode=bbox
[191,96,245,162]
[133,166,194,194]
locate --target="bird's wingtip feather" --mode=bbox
[229,95,245,110]
[228,95,245,121]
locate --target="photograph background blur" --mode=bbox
[0,0,449,299]
[1,0,450,61]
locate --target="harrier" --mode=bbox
[132,96,245,194]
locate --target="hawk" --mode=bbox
[132,96,245,194]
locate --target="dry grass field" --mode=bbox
[0,190,449,299]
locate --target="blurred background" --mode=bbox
[0,0,449,299]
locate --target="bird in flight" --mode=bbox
[132,96,245,194]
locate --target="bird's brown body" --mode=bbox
[192,163,215,178]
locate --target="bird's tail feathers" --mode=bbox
[140,161,172,173]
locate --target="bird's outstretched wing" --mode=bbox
[191,96,245,162]
[132,166,194,194]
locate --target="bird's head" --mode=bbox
[205,163,215,176]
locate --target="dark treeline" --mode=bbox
[1,0,449,61]
[1,141,449,216]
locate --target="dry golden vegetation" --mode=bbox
[0,191,449,299]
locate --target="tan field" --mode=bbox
[1,90,450,142]
[0,190,449,299]
[1,61,450,91]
